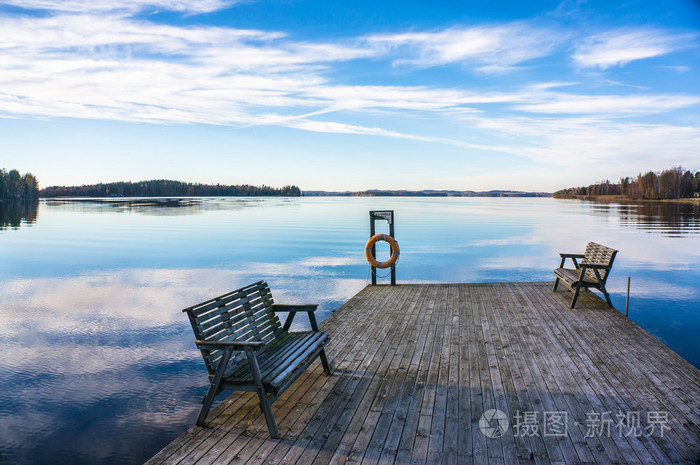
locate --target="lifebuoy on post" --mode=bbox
[365,234,400,269]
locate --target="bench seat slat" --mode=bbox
[196,303,255,336]
[198,299,282,341]
[196,291,271,327]
[268,333,328,386]
[260,333,323,375]
[199,306,281,341]
[223,333,328,391]
[202,325,283,369]
[225,332,308,378]
[187,281,266,316]
[195,297,264,331]
[553,268,597,284]
[225,332,323,382]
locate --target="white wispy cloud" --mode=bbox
[367,23,558,72]
[466,113,700,169]
[0,13,523,126]
[0,4,698,183]
[514,93,700,115]
[282,118,531,157]
[0,13,375,124]
[573,28,696,69]
[1,0,237,13]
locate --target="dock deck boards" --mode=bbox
[146,283,700,465]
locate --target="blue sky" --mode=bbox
[1,0,699,191]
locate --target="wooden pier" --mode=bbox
[147,283,700,465]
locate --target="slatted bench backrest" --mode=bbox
[183,281,283,375]
[582,242,618,283]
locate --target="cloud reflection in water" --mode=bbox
[0,265,363,465]
[1,196,699,465]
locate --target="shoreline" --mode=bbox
[553,194,700,204]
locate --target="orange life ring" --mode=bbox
[365,234,400,269]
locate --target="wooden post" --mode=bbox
[625,277,630,317]
[370,211,377,286]
[369,210,396,286]
[389,216,396,286]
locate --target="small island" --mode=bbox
[40,180,301,197]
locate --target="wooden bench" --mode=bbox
[183,280,332,438]
[553,242,618,309]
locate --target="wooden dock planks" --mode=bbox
[146,283,700,465]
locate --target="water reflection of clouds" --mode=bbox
[0,265,364,464]
[3,197,700,464]
[297,255,365,267]
[470,236,547,246]
[523,215,700,266]
[609,278,698,300]
[474,231,700,270]
[0,266,365,328]
[479,255,550,271]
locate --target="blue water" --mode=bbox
[1,197,698,464]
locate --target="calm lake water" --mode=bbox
[1,196,699,465]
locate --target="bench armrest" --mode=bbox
[274,304,323,332]
[272,304,319,312]
[558,252,585,269]
[196,340,264,350]
[579,263,612,269]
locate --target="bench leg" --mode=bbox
[245,348,280,438]
[600,286,614,308]
[592,269,614,308]
[319,348,332,375]
[196,346,232,427]
[570,284,582,309]
[307,311,332,376]
[570,291,579,309]
[553,277,560,292]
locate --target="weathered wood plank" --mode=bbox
[504,282,608,465]
[318,284,426,465]
[345,285,430,465]
[147,283,700,465]
[525,283,689,464]
[276,284,409,465]
[394,285,442,465]
[295,284,420,465]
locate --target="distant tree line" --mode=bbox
[554,167,700,200]
[304,189,551,197]
[0,169,39,199]
[40,180,301,197]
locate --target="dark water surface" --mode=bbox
[1,197,699,465]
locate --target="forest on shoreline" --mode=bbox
[554,167,700,200]
[40,180,301,197]
[0,169,39,199]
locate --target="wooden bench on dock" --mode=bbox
[183,280,332,438]
[553,242,618,309]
